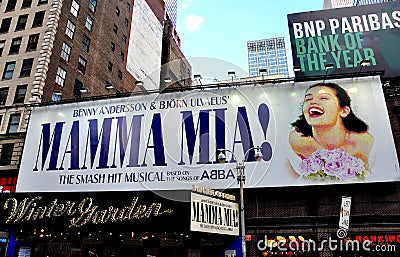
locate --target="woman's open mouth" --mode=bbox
[308,107,324,118]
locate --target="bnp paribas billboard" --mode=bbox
[288,1,400,78]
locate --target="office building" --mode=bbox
[324,0,395,8]
[247,37,289,78]
[164,0,178,27]
[323,0,353,8]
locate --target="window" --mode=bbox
[113,24,118,34]
[116,7,120,16]
[20,58,34,77]
[111,42,115,51]
[21,0,32,8]
[5,0,17,12]
[0,41,5,56]
[122,34,126,44]
[120,52,124,62]
[118,70,122,80]
[2,62,15,80]
[60,42,71,62]
[14,84,27,104]
[73,79,83,98]
[0,18,12,33]
[77,56,87,74]
[0,144,14,166]
[82,34,90,52]
[32,11,45,27]
[126,2,131,12]
[15,15,28,31]
[124,18,129,27]
[55,66,66,86]
[70,0,80,17]
[9,37,22,54]
[65,20,75,39]
[89,0,96,12]
[85,14,93,31]
[7,114,20,133]
[26,33,39,51]
[108,62,113,71]
[38,0,48,5]
[0,88,9,105]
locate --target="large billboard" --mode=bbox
[17,76,399,192]
[288,2,400,78]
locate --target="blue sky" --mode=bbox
[176,0,323,80]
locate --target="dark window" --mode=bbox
[32,11,45,27]
[0,88,9,105]
[0,18,12,33]
[7,114,20,133]
[126,2,130,12]
[77,56,87,74]
[89,0,97,12]
[5,0,17,12]
[0,41,5,56]
[82,34,90,52]
[14,84,27,104]
[26,33,39,51]
[2,62,15,80]
[122,34,126,44]
[120,52,124,62]
[73,79,83,98]
[118,70,122,80]
[113,24,118,34]
[21,0,32,8]
[124,18,129,27]
[116,7,120,16]
[0,144,14,166]
[15,15,28,31]
[9,37,22,54]
[111,42,115,51]
[20,58,34,77]
[38,0,48,5]
[108,62,113,71]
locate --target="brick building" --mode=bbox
[0,0,191,192]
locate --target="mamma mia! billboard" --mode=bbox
[17,76,399,192]
[288,1,400,78]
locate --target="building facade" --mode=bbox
[0,0,190,193]
[246,37,289,78]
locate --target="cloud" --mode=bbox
[180,0,194,10]
[186,14,204,32]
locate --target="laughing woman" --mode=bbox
[289,82,374,181]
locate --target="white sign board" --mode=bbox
[17,76,400,192]
[190,192,239,236]
[339,196,352,230]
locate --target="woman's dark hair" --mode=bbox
[291,82,369,137]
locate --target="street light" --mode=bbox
[358,59,371,73]
[324,63,334,82]
[217,146,263,257]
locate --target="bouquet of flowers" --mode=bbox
[299,148,367,181]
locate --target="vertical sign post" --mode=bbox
[337,196,352,238]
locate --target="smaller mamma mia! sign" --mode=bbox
[190,189,239,236]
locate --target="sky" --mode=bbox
[176,0,323,80]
